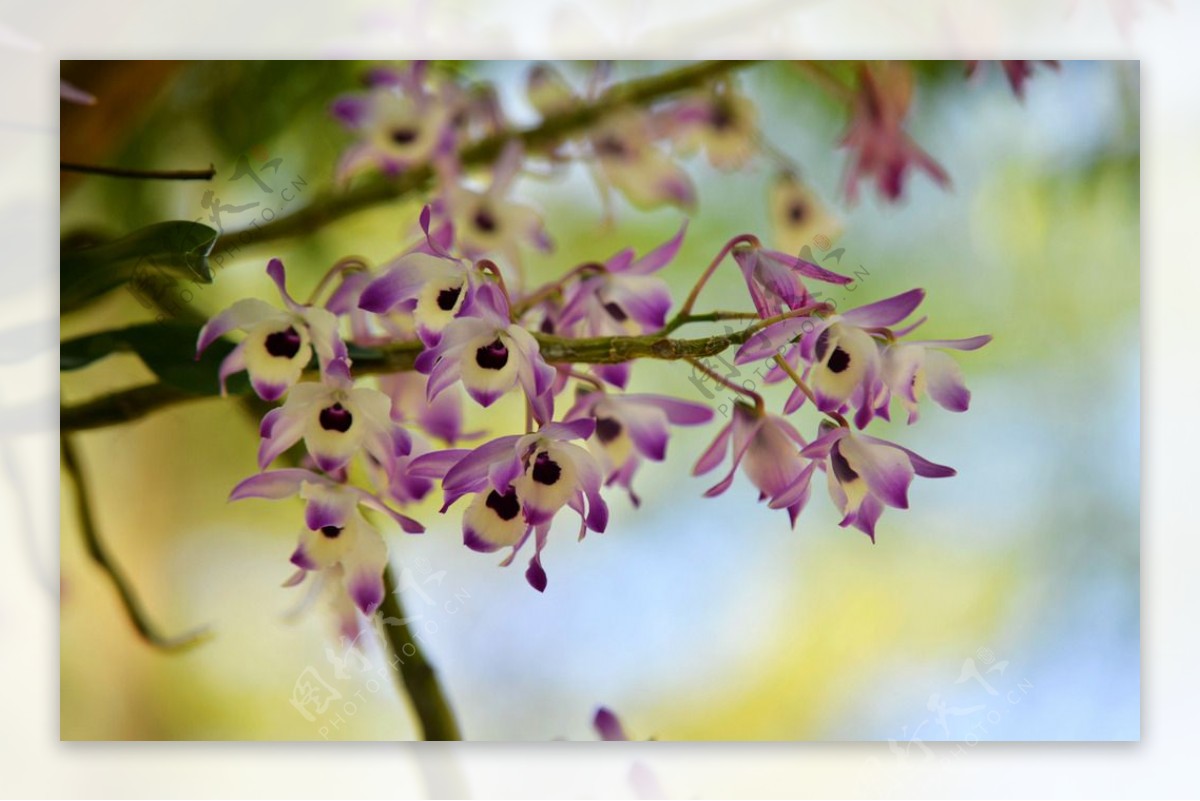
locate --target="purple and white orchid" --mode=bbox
[693,401,815,527]
[411,419,607,592]
[880,334,993,423]
[800,426,956,540]
[768,171,841,258]
[436,141,552,273]
[667,85,758,171]
[738,288,990,428]
[196,259,348,401]
[555,223,686,387]
[378,371,479,446]
[732,242,853,319]
[590,109,697,212]
[330,62,457,183]
[358,208,477,347]
[566,388,713,505]
[257,359,400,475]
[414,282,556,423]
[229,468,423,614]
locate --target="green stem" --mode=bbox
[60,436,212,651]
[211,60,757,256]
[61,325,765,432]
[378,564,462,741]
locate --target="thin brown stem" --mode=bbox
[60,161,216,181]
[656,309,763,337]
[60,436,212,651]
[565,369,606,392]
[307,257,369,306]
[512,262,605,318]
[675,234,761,320]
[685,356,764,413]
[790,61,857,103]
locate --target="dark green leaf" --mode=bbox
[60,322,248,396]
[61,221,218,312]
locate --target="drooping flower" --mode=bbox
[799,426,956,541]
[411,419,607,591]
[364,430,436,506]
[840,63,949,204]
[556,222,686,387]
[692,401,815,527]
[414,282,557,423]
[378,371,480,445]
[593,706,630,741]
[768,171,841,258]
[738,288,990,428]
[196,258,348,401]
[667,84,758,170]
[965,60,1059,100]
[358,208,476,347]
[565,388,713,505]
[436,141,551,272]
[589,109,696,211]
[732,241,852,319]
[330,61,456,183]
[737,289,924,429]
[880,334,993,423]
[257,358,401,475]
[229,468,424,614]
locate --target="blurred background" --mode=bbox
[57,60,1138,741]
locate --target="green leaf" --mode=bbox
[61,322,248,396]
[61,221,218,312]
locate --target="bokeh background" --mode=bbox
[58,60,1138,741]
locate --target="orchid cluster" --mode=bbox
[195,60,1002,635]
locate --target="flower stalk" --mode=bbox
[378,564,462,741]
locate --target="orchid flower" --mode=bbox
[330,61,456,183]
[366,429,437,506]
[738,288,990,428]
[799,427,956,541]
[732,242,853,319]
[589,109,696,211]
[556,222,686,387]
[257,359,401,475]
[358,209,476,347]
[437,141,552,271]
[692,401,815,527]
[229,468,424,614]
[880,334,993,423]
[593,706,631,741]
[196,258,348,401]
[378,371,479,445]
[411,419,607,592]
[966,60,1059,99]
[414,282,556,423]
[768,171,841,258]
[667,85,759,170]
[566,388,713,505]
[840,63,949,203]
